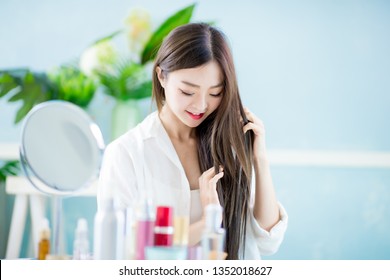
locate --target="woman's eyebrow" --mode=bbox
[181,80,223,89]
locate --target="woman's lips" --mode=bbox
[186,111,205,120]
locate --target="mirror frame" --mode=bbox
[19,101,105,196]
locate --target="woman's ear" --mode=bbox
[156,66,166,88]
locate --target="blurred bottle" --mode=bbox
[135,197,155,259]
[38,218,50,260]
[124,206,136,260]
[73,218,90,260]
[154,206,174,246]
[201,204,226,260]
[173,215,189,247]
[93,189,125,260]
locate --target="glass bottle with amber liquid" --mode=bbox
[38,218,51,260]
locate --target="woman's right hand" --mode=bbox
[198,166,224,210]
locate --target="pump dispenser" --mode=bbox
[201,204,226,260]
[93,187,124,260]
[38,218,51,260]
[73,218,90,260]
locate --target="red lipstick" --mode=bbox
[186,111,204,120]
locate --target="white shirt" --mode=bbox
[98,111,288,259]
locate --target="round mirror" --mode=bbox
[19,100,105,256]
[20,101,105,195]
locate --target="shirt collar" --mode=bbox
[142,111,183,170]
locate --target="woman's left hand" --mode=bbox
[242,107,267,161]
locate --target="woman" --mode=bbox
[98,23,288,259]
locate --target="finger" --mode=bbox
[205,165,224,177]
[202,166,216,178]
[199,167,216,188]
[209,171,224,187]
[243,122,260,134]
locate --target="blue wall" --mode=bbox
[1,0,389,259]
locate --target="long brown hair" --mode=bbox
[152,23,254,259]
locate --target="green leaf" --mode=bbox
[15,102,34,124]
[0,160,20,182]
[7,90,23,102]
[123,80,152,100]
[91,29,124,46]
[0,73,18,98]
[4,71,54,123]
[141,3,196,64]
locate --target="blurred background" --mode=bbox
[0,0,389,259]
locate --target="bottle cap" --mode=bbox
[155,206,173,227]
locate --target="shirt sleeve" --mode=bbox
[247,202,288,256]
[97,140,139,211]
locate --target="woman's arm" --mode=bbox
[188,218,205,246]
[243,108,280,232]
[252,156,280,232]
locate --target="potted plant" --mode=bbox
[80,4,196,139]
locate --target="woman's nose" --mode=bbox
[193,94,207,112]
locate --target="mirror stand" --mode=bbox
[52,195,63,256]
[20,150,66,256]
[19,101,105,259]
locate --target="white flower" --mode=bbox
[79,41,117,77]
[124,8,152,58]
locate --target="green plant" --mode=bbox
[0,70,54,123]
[84,3,196,101]
[0,161,20,182]
[48,64,96,107]
[0,66,96,124]
[96,60,152,101]
[141,3,196,64]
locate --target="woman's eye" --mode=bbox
[180,90,193,96]
[210,92,222,97]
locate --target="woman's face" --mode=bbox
[157,60,224,128]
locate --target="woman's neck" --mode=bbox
[159,106,196,141]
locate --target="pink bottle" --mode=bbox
[154,206,174,246]
[135,198,155,259]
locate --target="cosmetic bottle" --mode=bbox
[124,206,137,260]
[38,218,51,260]
[173,215,189,247]
[201,204,226,260]
[154,206,174,246]
[73,218,90,260]
[135,197,155,260]
[93,190,125,260]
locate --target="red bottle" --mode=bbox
[154,206,174,246]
